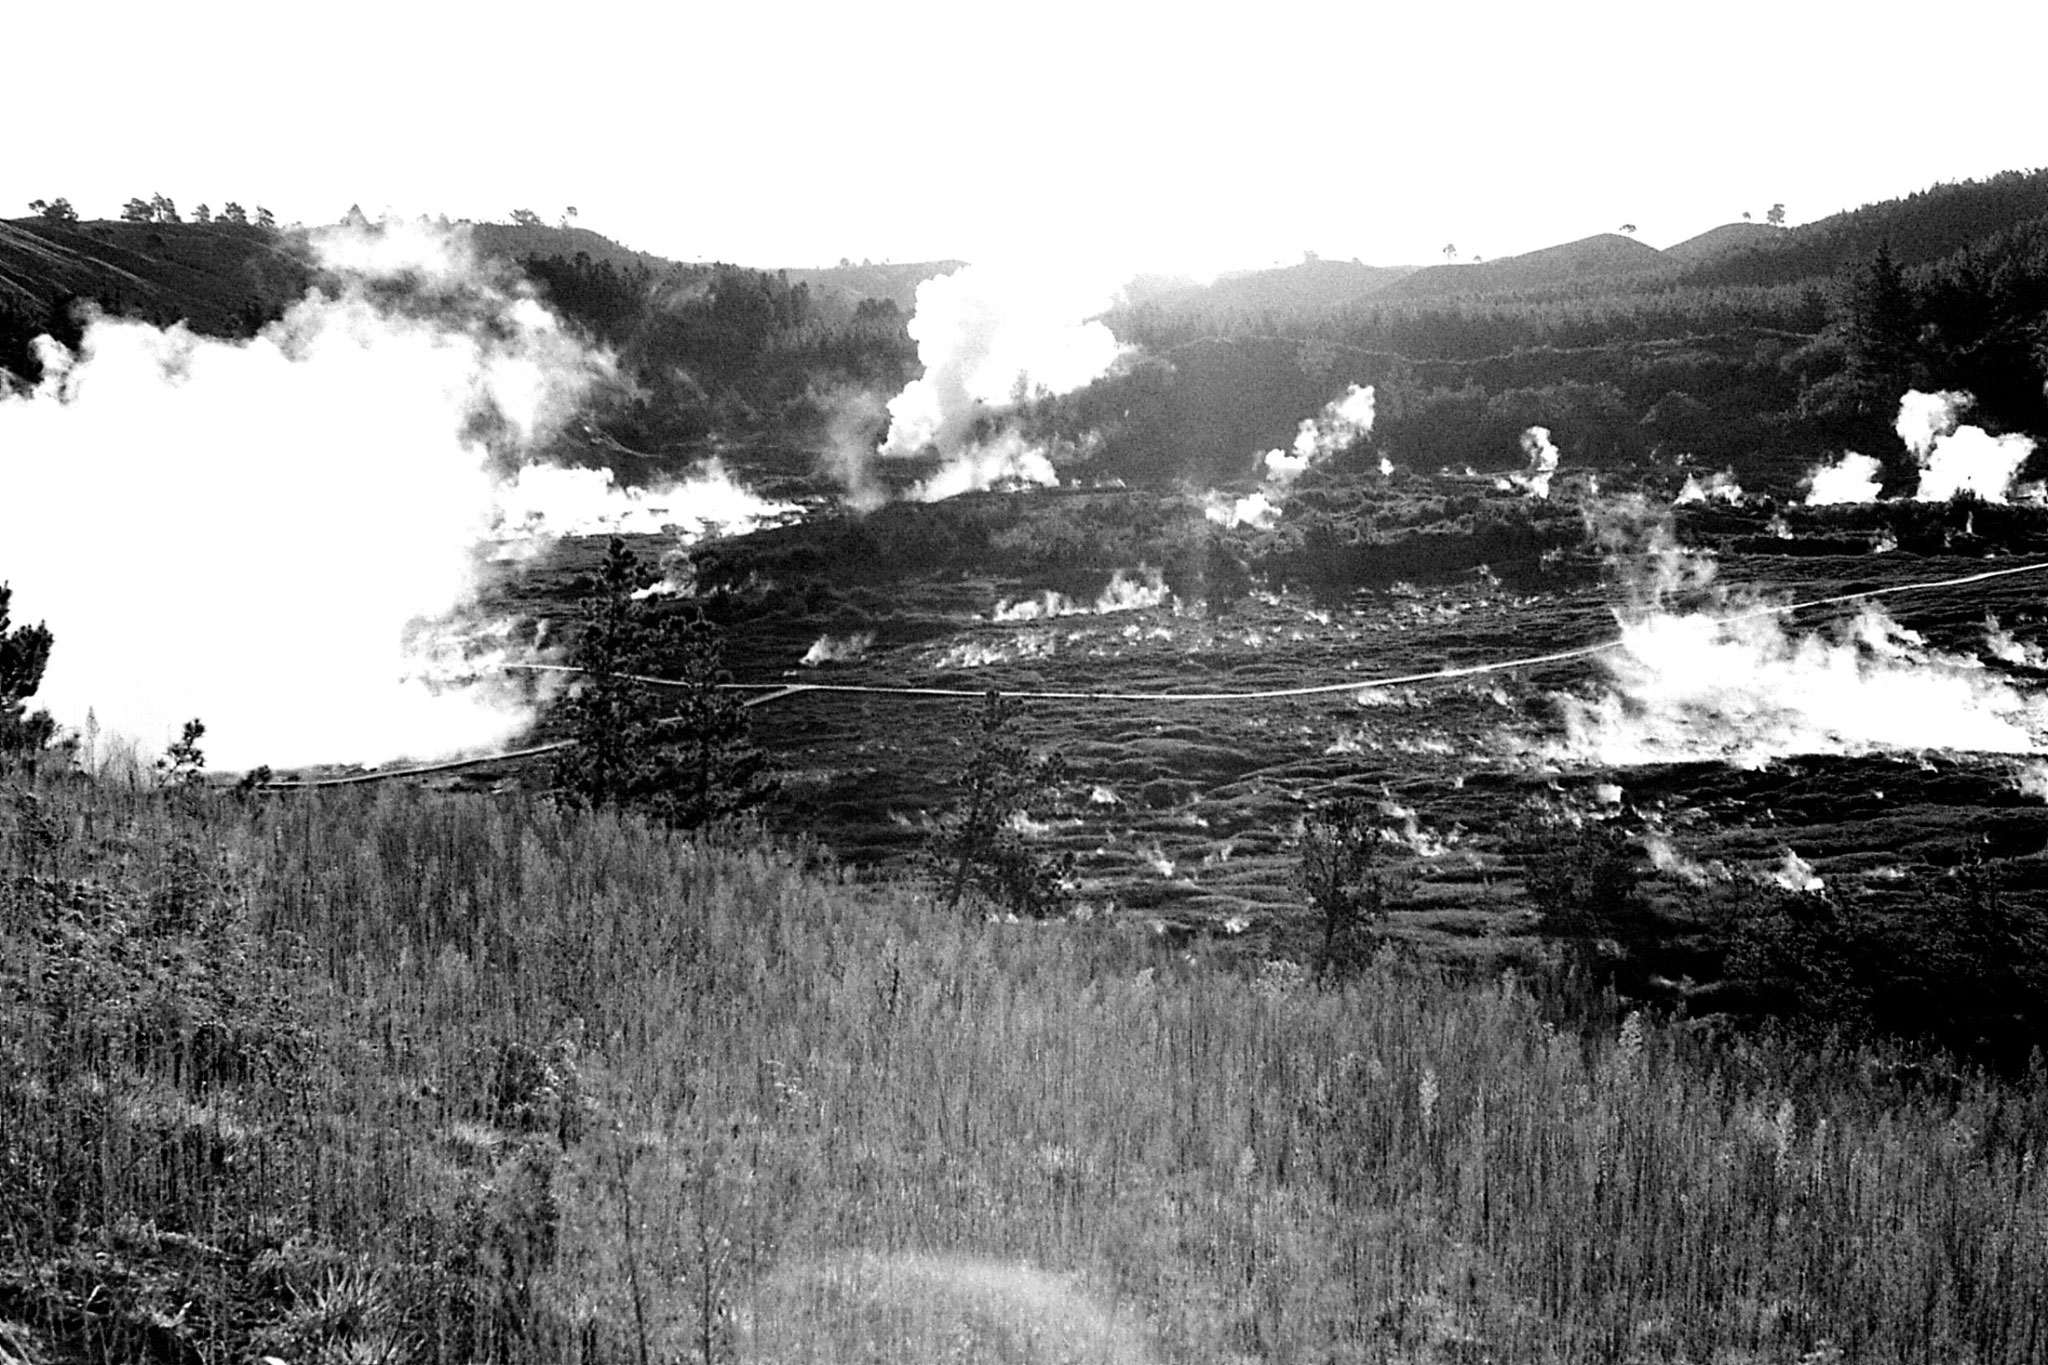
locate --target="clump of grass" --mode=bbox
[2,768,2046,1363]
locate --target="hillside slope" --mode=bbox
[0,218,311,331]
[1676,167,2048,288]
[1661,221,1784,265]
[1143,257,1417,316]
[1381,232,1670,300]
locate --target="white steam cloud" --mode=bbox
[799,632,875,667]
[1803,451,1884,505]
[1805,392,2038,506]
[1204,489,1280,530]
[490,459,796,547]
[911,427,1057,503]
[1263,383,1376,486]
[1207,385,1376,528]
[1498,426,1561,499]
[1899,390,2036,503]
[0,221,779,771]
[879,263,1124,502]
[991,567,1172,622]
[1551,514,2048,768]
[813,383,890,512]
[1674,469,1745,506]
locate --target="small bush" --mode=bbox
[928,692,1072,918]
[1296,798,1396,978]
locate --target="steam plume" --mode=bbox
[1204,489,1279,530]
[1805,392,2038,506]
[1551,510,2048,768]
[880,264,1123,501]
[1899,390,2036,502]
[1674,469,1745,506]
[1499,426,1561,499]
[1263,383,1376,486]
[0,220,721,770]
[1803,451,1884,505]
[991,567,1172,621]
[812,383,890,512]
[489,459,796,547]
[799,632,875,667]
[1207,385,1376,528]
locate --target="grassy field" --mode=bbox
[4,768,2046,1363]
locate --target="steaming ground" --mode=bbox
[10,226,2048,960]
[479,498,2048,961]
[0,223,795,770]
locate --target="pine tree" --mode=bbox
[1845,240,1918,388]
[551,538,770,829]
[0,583,57,756]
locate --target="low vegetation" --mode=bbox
[2,771,2046,1364]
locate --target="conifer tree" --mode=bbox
[552,538,770,829]
[0,583,57,756]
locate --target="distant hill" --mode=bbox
[0,218,311,333]
[1380,233,1670,300]
[1134,257,1416,316]
[1661,221,1784,265]
[1676,168,2048,288]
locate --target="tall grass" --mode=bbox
[2,769,2045,1363]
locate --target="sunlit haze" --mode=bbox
[11,0,2047,275]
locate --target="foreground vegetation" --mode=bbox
[3,769,2045,1364]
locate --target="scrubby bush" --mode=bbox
[1296,797,1396,978]
[928,692,1072,918]
[1514,813,1659,987]
[1710,836,2048,1070]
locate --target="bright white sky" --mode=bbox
[11,0,2047,278]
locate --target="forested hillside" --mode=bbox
[0,214,924,460]
[0,218,313,379]
[8,169,2048,496]
[1094,169,2048,493]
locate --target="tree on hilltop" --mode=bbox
[120,197,154,223]
[27,198,77,223]
[510,208,544,228]
[219,202,248,225]
[1767,203,1787,226]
